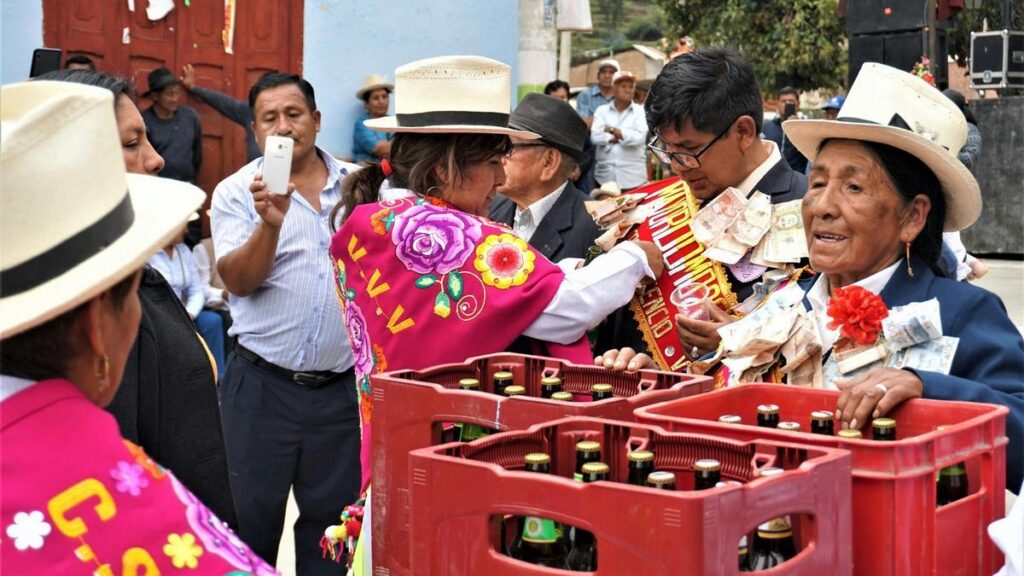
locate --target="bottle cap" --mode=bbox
[575,440,601,453]
[838,429,864,439]
[581,461,609,475]
[778,421,802,431]
[872,417,896,429]
[540,376,562,386]
[758,467,785,478]
[524,452,551,465]
[810,410,834,421]
[627,450,654,463]
[757,403,780,415]
[493,371,514,381]
[694,458,721,472]
[715,480,743,488]
[458,378,480,389]
[718,414,742,424]
[646,471,676,485]
[503,385,526,396]
[592,383,613,393]
[551,391,573,401]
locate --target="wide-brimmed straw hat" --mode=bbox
[355,73,394,100]
[1,81,205,338]
[783,63,981,231]
[364,55,539,139]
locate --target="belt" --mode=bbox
[235,344,350,388]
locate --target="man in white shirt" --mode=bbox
[490,93,600,262]
[591,70,648,190]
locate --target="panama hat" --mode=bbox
[364,55,539,139]
[1,81,205,338]
[784,63,981,231]
[355,73,394,101]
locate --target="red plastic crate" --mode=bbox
[370,352,714,575]
[407,416,853,575]
[634,384,1009,576]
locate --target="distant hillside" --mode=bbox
[571,0,665,64]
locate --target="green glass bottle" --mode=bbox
[540,376,563,399]
[565,462,607,571]
[573,441,601,482]
[493,370,514,396]
[935,426,969,506]
[627,450,655,486]
[510,453,567,567]
[748,468,797,570]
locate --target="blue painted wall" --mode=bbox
[304,1,520,158]
[1,1,45,84]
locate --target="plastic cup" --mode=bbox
[669,282,710,321]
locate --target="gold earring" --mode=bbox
[95,353,110,393]
[905,241,913,278]
[425,185,442,199]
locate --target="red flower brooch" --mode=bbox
[826,286,889,346]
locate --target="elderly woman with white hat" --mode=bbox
[326,55,663,569]
[351,73,394,164]
[0,82,272,572]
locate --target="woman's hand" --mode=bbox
[675,304,734,359]
[836,367,924,430]
[594,347,657,371]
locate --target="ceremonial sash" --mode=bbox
[626,178,739,371]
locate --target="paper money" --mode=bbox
[730,192,772,246]
[763,200,809,263]
[882,298,943,351]
[750,234,785,268]
[890,336,959,374]
[691,187,745,245]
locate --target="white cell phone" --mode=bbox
[262,135,294,195]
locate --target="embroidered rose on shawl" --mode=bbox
[344,300,374,376]
[391,205,482,275]
[5,511,51,551]
[474,233,536,289]
[827,285,889,346]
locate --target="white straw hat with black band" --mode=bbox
[783,63,981,232]
[364,55,539,139]
[1,81,205,338]
[355,73,393,100]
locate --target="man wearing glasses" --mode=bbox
[642,47,808,358]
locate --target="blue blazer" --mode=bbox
[805,255,1024,491]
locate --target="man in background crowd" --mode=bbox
[762,86,808,173]
[591,70,648,191]
[574,58,621,193]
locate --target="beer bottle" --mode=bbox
[442,379,482,442]
[738,534,751,572]
[510,453,567,567]
[935,426,969,506]
[837,429,863,439]
[591,383,614,401]
[540,376,563,399]
[493,370,514,396]
[693,459,721,490]
[719,414,743,424]
[504,385,527,397]
[459,378,480,390]
[627,450,655,486]
[748,468,796,569]
[551,391,574,402]
[757,404,780,428]
[646,471,676,490]
[583,245,604,266]
[871,417,896,441]
[777,421,801,432]
[565,462,607,571]
[574,441,601,482]
[810,411,835,435]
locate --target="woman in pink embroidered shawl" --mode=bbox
[1,81,273,574]
[327,56,664,568]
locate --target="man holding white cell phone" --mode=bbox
[211,72,362,573]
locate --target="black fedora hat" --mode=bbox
[509,93,590,165]
[145,67,180,96]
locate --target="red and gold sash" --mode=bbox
[627,177,739,371]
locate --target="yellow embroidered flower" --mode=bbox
[163,532,203,569]
[473,233,535,289]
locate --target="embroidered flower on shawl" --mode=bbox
[827,285,889,346]
[123,439,166,480]
[111,460,150,496]
[391,205,482,275]
[6,511,51,551]
[359,375,373,423]
[372,343,388,373]
[344,300,374,376]
[474,233,536,289]
[164,532,204,569]
[370,207,394,236]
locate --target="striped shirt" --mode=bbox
[211,148,358,372]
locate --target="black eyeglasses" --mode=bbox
[647,119,736,169]
[506,142,550,157]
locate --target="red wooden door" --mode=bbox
[44,0,303,234]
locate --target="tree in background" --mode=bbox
[654,0,848,92]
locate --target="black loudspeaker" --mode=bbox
[847,0,930,35]
[849,29,949,88]
[971,31,1024,89]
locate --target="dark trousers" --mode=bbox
[219,352,360,574]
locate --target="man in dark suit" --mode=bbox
[490,93,600,262]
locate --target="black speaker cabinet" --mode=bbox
[847,0,929,35]
[970,30,1024,89]
[849,29,949,88]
